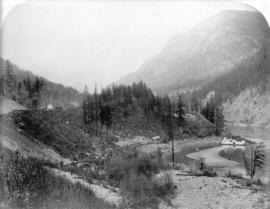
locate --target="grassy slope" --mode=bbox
[0,144,117,209]
[0,96,26,114]
[0,114,71,164]
[10,109,120,162]
[113,112,215,141]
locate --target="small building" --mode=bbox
[152,136,160,140]
[221,137,246,146]
[47,103,54,110]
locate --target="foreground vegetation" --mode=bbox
[0,140,176,209]
[0,144,116,209]
[105,148,174,209]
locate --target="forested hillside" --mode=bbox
[0,58,82,108]
[81,82,217,138]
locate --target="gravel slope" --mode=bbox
[159,171,265,209]
[49,168,122,206]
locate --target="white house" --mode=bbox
[152,136,160,140]
[47,103,54,110]
[221,137,246,146]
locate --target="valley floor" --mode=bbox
[118,136,268,209]
[117,135,220,156]
[159,170,266,209]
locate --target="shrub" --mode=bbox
[105,148,167,184]
[105,148,172,208]
[120,170,157,209]
[225,171,243,179]
[0,146,116,209]
[202,168,218,177]
[153,172,174,196]
[198,157,207,171]
[105,155,134,184]
[190,157,217,177]
[137,152,158,177]
[121,171,153,198]
[0,151,50,208]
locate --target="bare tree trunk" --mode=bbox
[100,124,102,138]
[172,136,175,167]
[250,145,255,179]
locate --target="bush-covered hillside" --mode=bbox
[0,57,82,108]
[0,144,116,209]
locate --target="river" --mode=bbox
[183,125,270,182]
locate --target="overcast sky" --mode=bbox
[1,0,270,92]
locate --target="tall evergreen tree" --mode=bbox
[176,95,185,126]
[100,105,112,132]
[93,83,100,136]
[33,77,44,108]
[23,76,44,109]
[6,61,17,99]
[214,106,225,136]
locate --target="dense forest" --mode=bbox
[82,81,224,138]
[0,58,82,108]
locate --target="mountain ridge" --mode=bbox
[117,10,270,95]
[117,9,270,128]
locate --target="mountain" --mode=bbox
[0,57,83,107]
[118,9,270,128]
[117,10,270,95]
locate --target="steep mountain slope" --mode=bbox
[118,10,270,95]
[0,57,83,107]
[223,39,270,127]
[223,88,270,127]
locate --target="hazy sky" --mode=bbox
[1,0,270,92]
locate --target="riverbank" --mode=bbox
[139,136,220,155]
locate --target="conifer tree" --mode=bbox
[6,61,17,99]
[214,106,225,136]
[243,144,265,179]
[176,95,185,126]
[23,76,44,109]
